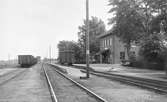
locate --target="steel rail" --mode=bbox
[72,65,167,93]
[80,70,167,93]
[42,64,58,102]
[73,65,167,84]
[48,64,108,102]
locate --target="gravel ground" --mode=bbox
[54,64,167,102]
[72,74,167,102]
[55,64,85,77]
[45,65,99,102]
[0,64,51,102]
[0,69,17,76]
[0,69,26,85]
[0,63,19,69]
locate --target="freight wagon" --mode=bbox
[18,55,37,67]
[59,50,74,65]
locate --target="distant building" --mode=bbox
[36,56,41,61]
[98,31,139,64]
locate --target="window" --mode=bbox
[110,38,112,46]
[105,39,106,47]
[103,40,105,47]
[106,39,108,46]
[105,39,107,46]
[101,40,102,47]
[120,52,125,60]
[130,51,135,55]
[103,38,112,47]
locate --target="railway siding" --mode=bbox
[72,64,167,93]
[44,64,107,102]
[49,64,167,102]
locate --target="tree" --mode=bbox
[135,0,167,35]
[139,32,167,70]
[108,0,167,58]
[150,1,167,34]
[108,0,167,71]
[57,40,84,63]
[108,0,144,58]
[78,16,106,62]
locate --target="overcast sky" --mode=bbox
[0,0,112,60]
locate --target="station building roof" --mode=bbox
[97,30,114,39]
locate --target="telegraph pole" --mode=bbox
[86,0,90,78]
[8,54,10,64]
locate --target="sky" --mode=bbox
[0,0,112,60]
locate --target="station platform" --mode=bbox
[73,64,167,82]
[50,64,86,78]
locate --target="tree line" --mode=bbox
[58,16,106,64]
[58,0,167,70]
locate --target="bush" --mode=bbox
[127,33,167,70]
[137,33,167,70]
[129,53,137,66]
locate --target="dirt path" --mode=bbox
[0,64,52,102]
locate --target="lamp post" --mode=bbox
[86,0,90,78]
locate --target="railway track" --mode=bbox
[79,69,167,94]
[0,69,27,86]
[42,63,108,102]
[49,64,167,94]
[42,64,58,102]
